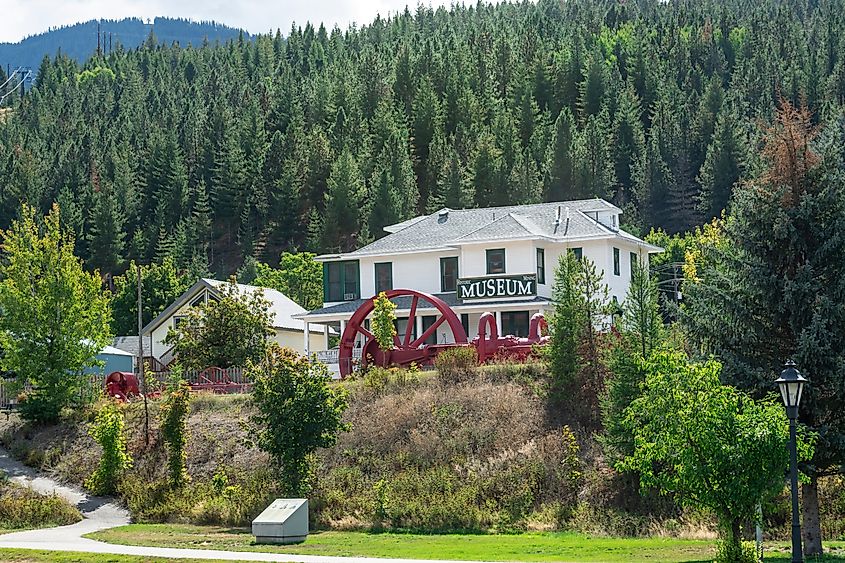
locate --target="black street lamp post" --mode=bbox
[776,359,808,563]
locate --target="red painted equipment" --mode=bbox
[105,371,140,401]
[337,289,549,378]
[338,289,468,377]
[473,312,549,363]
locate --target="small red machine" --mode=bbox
[105,371,140,401]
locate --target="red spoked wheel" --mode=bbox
[337,289,468,378]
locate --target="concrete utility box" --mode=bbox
[252,498,309,544]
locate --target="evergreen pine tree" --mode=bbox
[544,107,576,201]
[683,103,845,555]
[86,185,126,275]
[470,132,504,207]
[323,149,365,252]
[612,86,646,208]
[697,105,744,220]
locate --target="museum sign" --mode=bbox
[457,274,537,301]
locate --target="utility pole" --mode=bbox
[137,263,149,445]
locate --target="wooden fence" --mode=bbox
[0,367,254,409]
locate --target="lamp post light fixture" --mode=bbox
[776,359,808,563]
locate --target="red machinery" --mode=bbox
[473,311,550,363]
[337,289,549,378]
[105,371,140,401]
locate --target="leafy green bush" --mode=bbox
[85,401,132,495]
[715,540,757,563]
[250,345,349,496]
[160,380,191,489]
[372,292,397,354]
[434,347,478,383]
[362,365,420,392]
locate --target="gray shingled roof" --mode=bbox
[323,199,634,258]
[112,336,142,357]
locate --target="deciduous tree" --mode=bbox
[620,351,812,560]
[165,278,272,369]
[249,345,349,496]
[0,204,111,423]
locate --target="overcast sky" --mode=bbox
[1,0,460,43]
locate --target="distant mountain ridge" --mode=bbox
[0,17,250,73]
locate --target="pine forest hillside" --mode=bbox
[0,17,249,73]
[1,0,844,278]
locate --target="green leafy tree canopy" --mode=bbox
[619,351,813,556]
[249,344,350,496]
[0,204,111,422]
[164,278,272,369]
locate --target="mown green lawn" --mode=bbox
[0,548,222,562]
[86,524,845,562]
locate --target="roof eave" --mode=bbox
[317,246,459,261]
[141,278,214,336]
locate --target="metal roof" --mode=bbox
[111,336,142,357]
[318,198,659,260]
[141,278,330,335]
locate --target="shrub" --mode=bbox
[0,478,81,529]
[715,540,757,563]
[119,467,275,527]
[362,365,420,392]
[434,346,478,383]
[160,380,191,489]
[250,344,349,496]
[372,292,397,354]
[480,357,549,386]
[85,401,132,495]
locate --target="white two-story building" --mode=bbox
[298,199,662,365]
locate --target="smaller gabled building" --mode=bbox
[142,278,329,365]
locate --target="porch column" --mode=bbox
[340,319,347,345]
[495,310,502,335]
[324,324,330,349]
[304,322,311,357]
[416,315,424,343]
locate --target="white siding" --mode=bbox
[323,238,653,310]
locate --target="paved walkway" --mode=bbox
[0,448,497,563]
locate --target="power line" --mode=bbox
[0,68,32,104]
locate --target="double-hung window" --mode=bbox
[324,261,360,302]
[486,249,506,275]
[440,257,459,292]
[536,248,545,284]
[374,262,393,294]
[613,247,620,276]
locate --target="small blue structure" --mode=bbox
[86,345,134,376]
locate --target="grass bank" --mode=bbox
[84,524,845,562]
[89,524,717,562]
[0,477,80,532]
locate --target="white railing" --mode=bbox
[313,348,362,364]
